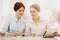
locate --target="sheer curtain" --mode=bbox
[1,0,11,31]
[0,0,2,31]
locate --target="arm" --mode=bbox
[25,26,31,36]
[2,17,11,36]
[2,17,10,33]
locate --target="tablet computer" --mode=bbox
[43,29,57,38]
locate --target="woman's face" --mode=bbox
[16,7,25,17]
[30,7,39,17]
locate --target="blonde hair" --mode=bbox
[30,4,40,12]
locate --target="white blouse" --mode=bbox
[26,18,47,36]
[2,15,26,33]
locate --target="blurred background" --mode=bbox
[0,0,60,31]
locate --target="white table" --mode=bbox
[0,36,59,40]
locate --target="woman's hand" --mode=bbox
[7,32,20,37]
[53,32,58,37]
[7,33,26,37]
[25,33,31,36]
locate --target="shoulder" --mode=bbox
[5,15,12,21]
[5,14,16,23]
[40,17,47,24]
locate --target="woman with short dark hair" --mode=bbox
[14,2,25,11]
[2,2,26,37]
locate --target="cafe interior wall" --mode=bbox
[0,0,60,31]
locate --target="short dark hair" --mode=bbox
[14,2,25,11]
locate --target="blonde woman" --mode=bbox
[26,4,47,36]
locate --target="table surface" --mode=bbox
[0,36,60,40]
